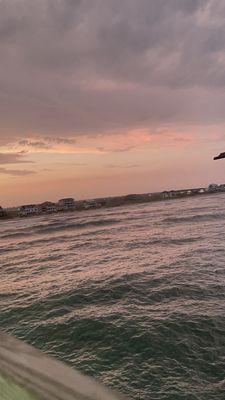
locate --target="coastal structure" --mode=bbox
[208,183,219,192]
[39,201,57,213]
[162,187,206,199]
[0,331,127,400]
[82,199,100,209]
[58,198,75,211]
[2,183,225,220]
[19,204,39,216]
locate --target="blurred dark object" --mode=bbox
[214,152,225,160]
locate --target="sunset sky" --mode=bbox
[1,0,225,206]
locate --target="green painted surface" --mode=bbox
[0,374,37,400]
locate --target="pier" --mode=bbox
[0,331,127,400]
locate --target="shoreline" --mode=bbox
[1,185,224,221]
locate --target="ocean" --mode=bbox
[0,193,225,399]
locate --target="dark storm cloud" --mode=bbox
[0,0,225,142]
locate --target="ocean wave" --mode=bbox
[126,236,200,249]
[0,218,120,239]
[1,194,225,400]
[162,212,225,224]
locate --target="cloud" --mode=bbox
[0,0,225,145]
[0,152,32,164]
[16,137,76,151]
[96,145,136,153]
[18,139,51,150]
[51,137,76,145]
[0,167,35,176]
[72,162,87,166]
[109,146,136,153]
[105,163,140,169]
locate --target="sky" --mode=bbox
[1,0,225,206]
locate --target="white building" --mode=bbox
[19,205,39,216]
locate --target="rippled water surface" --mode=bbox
[1,193,225,399]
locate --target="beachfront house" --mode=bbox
[208,184,219,192]
[58,198,75,211]
[19,204,39,216]
[162,191,170,199]
[0,206,5,217]
[82,199,100,209]
[167,190,177,198]
[40,201,57,213]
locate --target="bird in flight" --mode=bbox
[214,152,225,160]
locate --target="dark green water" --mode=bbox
[1,193,225,399]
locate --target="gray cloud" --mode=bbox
[0,167,35,176]
[17,137,76,150]
[18,139,51,150]
[0,152,32,164]
[0,0,225,143]
[50,137,76,145]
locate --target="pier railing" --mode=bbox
[0,331,127,400]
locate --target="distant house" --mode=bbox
[162,191,170,199]
[19,204,39,216]
[0,206,5,217]
[208,183,219,192]
[58,198,75,211]
[39,202,57,213]
[167,190,177,198]
[179,190,187,196]
[189,188,199,195]
[82,199,100,209]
